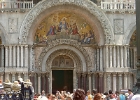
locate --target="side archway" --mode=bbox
[123,22,136,45]
[0,23,9,44]
[20,0,114,45]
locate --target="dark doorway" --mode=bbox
[52,70,73,94]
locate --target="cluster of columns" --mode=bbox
[29,72,49,94]
[1,45,32,69]
[2,72,28,83]
[104,72,136,93]
[77,72,104,93]
[103,45,136,69]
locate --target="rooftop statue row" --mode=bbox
[34,12,96,45]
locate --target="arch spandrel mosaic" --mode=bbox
[34,12,96,45]
[129,30,136,47]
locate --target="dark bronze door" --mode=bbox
[52,70,73,94]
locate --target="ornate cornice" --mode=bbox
[20,0,114,44]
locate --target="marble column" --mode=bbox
[38,73,41,94]
[133,47,137,69]
[5,73,9,81]
[1,46,4,67]
[118,73,122,90]
[97,48,99,71]
[49,71,52,93]
[29,46,33,71]
[88,73,92,93]
[120,46,124,68]
[83,73,86,91]
[124,73,128,89]
[41,73,45,91]
[5,46,8,67]
[127,73,130,89]
[46,73,49,93]
[0,73,4,82]
[107,73,111,91]
[25,45,28,68]
[106,45,109,68]
[130,48,133,68]
[99,73,103,93]
[127,47,130,67]
[92,73,96,90]
[24,73,28,81]
[114,0,117,9]
[100,47,103,71]
[17,45,20,67]
[12,73,16,82]
[77,73,81,88]
[117,46,120,68]
[109,46,113,68]
[124,46,127,68]
[21,45,23,67]
[104,73,107,92]
[73,69,77,89]
[9,46,12,67]
[113,46,116,68]
[113,73,117,93]
[13,46,16,67]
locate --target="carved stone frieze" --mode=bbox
[37,39,91,72]
[20,0,114,44]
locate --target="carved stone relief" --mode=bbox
[20,0,114,44]
[114,19,124,34]
[8,18,18,33]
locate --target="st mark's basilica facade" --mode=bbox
[0,0,136,94]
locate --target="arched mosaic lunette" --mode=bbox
[45,49,82,72]
[37,39,91,72]
[20,0,114,44]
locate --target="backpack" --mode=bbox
[119,94,125,100]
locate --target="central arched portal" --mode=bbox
[52,55,74,93]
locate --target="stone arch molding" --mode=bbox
[46,49,82,72]
[38,39,91,72]
[20,0,114,44]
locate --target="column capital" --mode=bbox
[38,73,41,77]
[118,73,123,76]
[112,72,117,77]
[106,72,111,76]
[24,45,28,48]
[99,73,104,77]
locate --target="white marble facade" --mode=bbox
[0,0,136,93]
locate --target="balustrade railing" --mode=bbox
[101,1,135,12]
[0,1,33,9]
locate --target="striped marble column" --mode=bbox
[120,46,124,68]
[118,73,122,90]
[109,46,112,68]
[124,46,127,68]
[106,45,109,68]
[5,46,8,67]
[113,46,116,68]
[13,46,16,67]
[100,47,103,71]
[117,46,120,68]
[113,73,117,93]
[1,46,4,67]
[17,45,20,67]
[9,46,12,67]
[124,73,128,89]
[21,45,23,67]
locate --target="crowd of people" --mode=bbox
[33,89,140,100]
